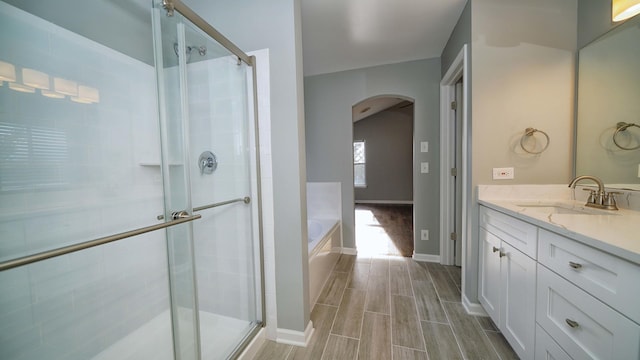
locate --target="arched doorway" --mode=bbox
[352,95,415,257]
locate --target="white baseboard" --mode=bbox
[462,294,488,316]
[237,328,266,360]
[355,200,413,205]
[412,253,440,263]
[341,247,358,255]
[276,321,314,347]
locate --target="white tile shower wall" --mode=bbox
[184,56,257,319]
[0,3,170,360]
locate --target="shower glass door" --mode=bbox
[152,3,263,359]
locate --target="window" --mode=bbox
[0,122,70,192]
[353,140,366,187]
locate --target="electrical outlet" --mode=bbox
[421,162,429,173]
[421,229,429,241]
[492,167,514,180]
[420,141,429,153]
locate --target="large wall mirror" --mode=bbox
[575,15,640,190]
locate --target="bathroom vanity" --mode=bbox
[477,185,640,360]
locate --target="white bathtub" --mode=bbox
[308,218,341,308]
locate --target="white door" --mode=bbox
[478,228,501,321]
[453,80,463,266]
[500,242,536,360]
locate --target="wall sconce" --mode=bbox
[612,0,640,22]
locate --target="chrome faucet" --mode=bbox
[568,175,619,210]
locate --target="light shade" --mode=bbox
[612,0,640,22]
[71,85,100,104]
[41,90,65,99]
[22,68,50,90]
[53,77,78,96]
[8,82,35,93]
[0,60,16,82]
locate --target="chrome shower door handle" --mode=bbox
[171,210,191,220]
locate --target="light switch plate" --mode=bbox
[421,230,429,241]
[492,167,514,180]
[421,162,429,173]
[420,141,429,152]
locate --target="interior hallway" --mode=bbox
[254,204,517,359]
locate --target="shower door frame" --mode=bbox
[157,0,266,358]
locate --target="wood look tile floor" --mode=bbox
[253,254,518,359]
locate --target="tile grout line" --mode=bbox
[352,256,365,360]
[481,327,505,360]
[323,255,352,359]
[387,257,394,360]
[425,264,467,360]
[284,344,294,359]
[408,260,430,359]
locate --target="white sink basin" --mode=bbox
[515,203,616,215]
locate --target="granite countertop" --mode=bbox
[478,185,640,265]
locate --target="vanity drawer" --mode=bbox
[480,206,538,258]
[536,266,640,360]
[538,229,640,324]
[535,324,571,360]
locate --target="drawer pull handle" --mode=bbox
[569,261,582,270]
[565,319,579,328]
[499,251,506,258]
[492,246,500,253]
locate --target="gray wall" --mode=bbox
[354,106,414,202]
[441,1,471,75]
[305,58,441,256]
[185,0,310,333]
[578,0,620,48]
[465,0,578,303]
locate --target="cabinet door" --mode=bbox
[500,242,536,360]
[535,325,571,360]
[479,228,501,321]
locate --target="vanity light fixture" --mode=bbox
[0,60,16,84]
[53,77,78,96]
[22,68,49,90]
[41,90,65,99]
[70,85,99,104]
[612,0,640,22]
[8,82,35,93]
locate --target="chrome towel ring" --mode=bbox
[520,127,549,154]
[612,122,640,150]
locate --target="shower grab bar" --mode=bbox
[162,0,253,66]
[156,196,251,220]
[0,214,201,272]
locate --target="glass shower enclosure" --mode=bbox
[0,0,263,359]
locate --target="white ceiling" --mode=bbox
[301,0,468,76]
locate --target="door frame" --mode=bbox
[439,45,469,270]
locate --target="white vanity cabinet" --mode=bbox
[479,207,537,360]
[536,229,640,360]
[479,204,640,360]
